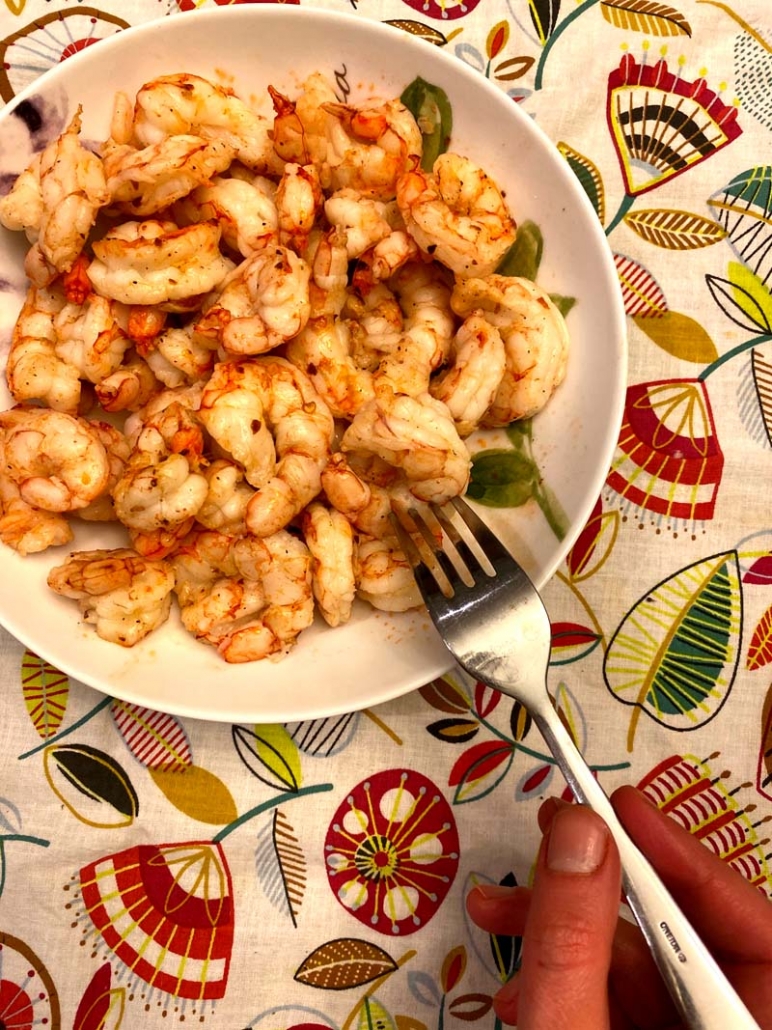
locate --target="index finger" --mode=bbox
[611,785,772,962]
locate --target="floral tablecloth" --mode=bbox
[1,0,771,1027]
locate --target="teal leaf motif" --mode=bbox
[604,552,742,737]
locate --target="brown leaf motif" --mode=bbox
[600,0,692,36]
[419,676,470,713]
[449,993,495,1020]
[382,19,447,45]
[494,55,534,81]
[294,938,397,990]
[624,208,726,249]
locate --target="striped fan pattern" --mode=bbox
[639,754,772,895]
[606,379,724,523]
[607,53,742,196]
[77,841,234,1002]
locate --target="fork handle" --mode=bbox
[533,704,762,1030]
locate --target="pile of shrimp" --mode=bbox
[0,70,569,663]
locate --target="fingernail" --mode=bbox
[472,884,517,901]
[546,805,608,874]
[538,795,571,832]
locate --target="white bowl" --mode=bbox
[0,7,626,722]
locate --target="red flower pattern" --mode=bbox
[325,769,460,935]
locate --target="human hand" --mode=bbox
[466,786,772,1029]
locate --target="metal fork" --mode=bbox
[391,495,761,1030]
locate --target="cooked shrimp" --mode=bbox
[352,229,422,293]
[76,421,131,522]
[305,227,349,317]
[324,98,422,200]
[451,275,569,424]
[321,453,403,542]
[285,315,374,419]
[102,135,235,216]
[53,294,130,384]
[179,577,272,661]
[175,528,314,662]
[112,400,208,533]
[243,359,335,537]
[430,312,506,436]
[129,519,196,560]
[0,109,109,285]
[6,284,82,413]
[125,389,206,465]
[301,501,356,627]
[356,537,421,612]
[344,283,403,371]
[397,153,516,278]
[127,305,167,355]
[47,548,175,647]
[322,453,388,538]
[144,327,214,388]
[170,528,238,604]
[0,490,72,556]
[268,75,336,168]
[87,219,232,308]
[0,408,110,512]
[132,73,283,175]
[173,174,278,257]
[341,391,470,504]
[197,361,276,488]
[198,357,335,536]
[275,163,323,252]
[195,459,254,535]
[95,352,159,413]
[196,244,310,355]
[375,261,454,396]
[228,531,314,657]
[323,189,396,260]
[113,453,208,533]
[62,252,93,305]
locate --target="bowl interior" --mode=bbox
[0,8,626,722]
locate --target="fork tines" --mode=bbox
[390,496,508,599]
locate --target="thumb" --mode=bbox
[499,803,621,1029]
